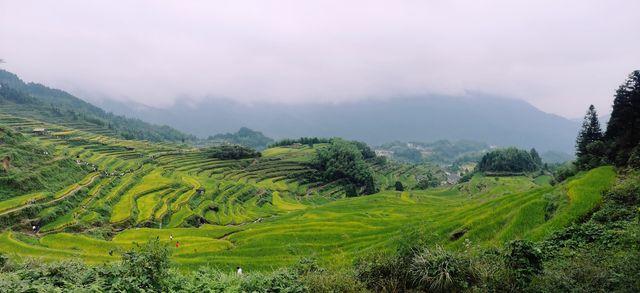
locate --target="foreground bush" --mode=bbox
[0,247,367,293]
[409,246,476,292]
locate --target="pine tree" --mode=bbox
[530,148,543,167]
[576,105,604,170]
[606,70,640,165]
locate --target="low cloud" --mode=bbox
[1,0,638,117]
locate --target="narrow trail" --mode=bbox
[218,230,241,241]
[0,173,100,217]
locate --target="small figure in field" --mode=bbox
[236,266,243,275]
[32,225,37,232]
[170,234,173,241]
[108,250,113,256]
[175,241,180,248]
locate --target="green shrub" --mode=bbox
[313,139,376,195]
[409,246,476,292]
[302,270,365,293]
[355,252,408,292]
[206,145,261,160]
[394,181,404,191]
[530,246,640,292]
[554,162,578,182]
[605,173,640,207]
[628,145,640,169]
[118,237,171,292]
[503,240,543,286]
[0,253,7,269]
[240,268,307,293]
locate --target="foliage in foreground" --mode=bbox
[0,240,366,293]
[355,170,640,292]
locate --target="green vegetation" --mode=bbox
[0,125,89,200]
[1,167,635,292]
[205,144,261,160]
[606,70,640,166]
[208,127,274,150]
[575,70,640,169]
[0,70,193,142]
[575,104,607,170]
[312,138,376,195]
[268,137,332,148]
[476,147,541,174]
[0,70,638,291]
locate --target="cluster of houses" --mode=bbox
[32,128,71,139]
[374,149,393,158]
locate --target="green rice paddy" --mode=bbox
[0,112,617,271]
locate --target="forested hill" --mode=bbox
[0,70,194,142]
[101,94,580,153]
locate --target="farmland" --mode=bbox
[0,113,618,271]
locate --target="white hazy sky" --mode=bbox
[1,0,639,118]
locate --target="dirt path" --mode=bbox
[0,173,100,217]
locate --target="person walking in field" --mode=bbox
[175,241,180,248]
[170,234,173,241]
[236,266,243,275]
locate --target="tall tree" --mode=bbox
[606,70,640,165]
[575,105,604,170]
[530,148,543,167]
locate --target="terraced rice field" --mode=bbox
[0,112,618,271]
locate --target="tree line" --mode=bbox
[576,70,640,170]
[268,137,332,148]
[475,147,543,174]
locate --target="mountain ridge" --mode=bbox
[100,94,579,153]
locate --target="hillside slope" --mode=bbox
[0,112,615,270]
[0,70,193,142]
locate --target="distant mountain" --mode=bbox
[0,70,193,142]
[207,127,274,150]
[102,95,580,153]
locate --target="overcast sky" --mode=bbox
[1,0,639,118]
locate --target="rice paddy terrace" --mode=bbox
[0,112,617,271]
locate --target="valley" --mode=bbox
[0,112,615,271]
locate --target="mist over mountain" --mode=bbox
[100,95,579,153]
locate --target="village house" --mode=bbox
[32,128,47,135]
[374,149,393,158]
